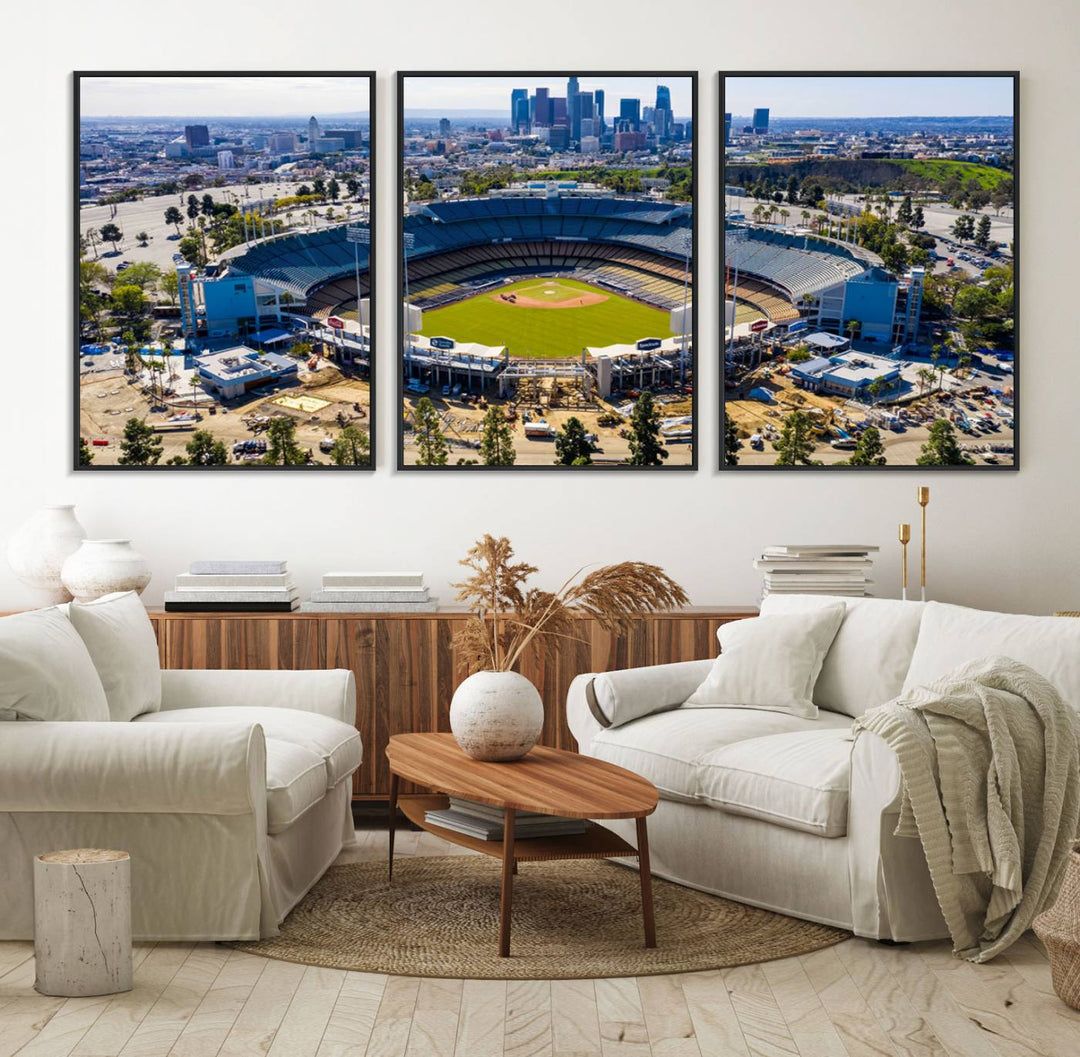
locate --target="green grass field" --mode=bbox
[893,158,1013,191]
[418,277,674,358]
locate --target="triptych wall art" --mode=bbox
[73,70,1017,472]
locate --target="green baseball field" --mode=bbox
[417,277,675,359]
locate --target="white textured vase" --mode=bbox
[450,671,544,762]
[6,505,87,605]
[61,540,151,603]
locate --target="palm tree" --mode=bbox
[779,209,790,227]
[800,209,810,228]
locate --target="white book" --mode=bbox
[190,560,288,575]
[309,588,430,604]
[755,561,872,572]
[762,545,879,556]
[298,600,438,613]
[176,573,295,589]
[165,588,299,603]
[322,571,425,588]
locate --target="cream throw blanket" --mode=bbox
[855,656,1080,962]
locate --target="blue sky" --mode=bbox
[725,76,1014,119]
[403,76,693,118]
[80,76,371,118]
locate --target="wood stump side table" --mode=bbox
[386,732,659,958]
[34,849,133,997]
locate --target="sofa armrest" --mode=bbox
[567,659,714,748]
[0,721,265,816]
[160,668,356,725]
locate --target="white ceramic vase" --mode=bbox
[6,505,87,605]
[449,670,544,762]
[61,540,152,603]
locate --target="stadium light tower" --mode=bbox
[347,223,370,345]
[402,231,416,365]
[679,229,692,385]
[725,227,749,360]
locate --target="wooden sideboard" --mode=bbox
[148,607,757,799]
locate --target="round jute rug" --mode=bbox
[232,856,849,979]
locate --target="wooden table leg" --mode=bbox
[388,772,399,884]
[636,815,657,949]
[499,808,515,957]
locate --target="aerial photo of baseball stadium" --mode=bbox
[399,72,695,469]
[722,73,1017,469]
[76,73,373,469]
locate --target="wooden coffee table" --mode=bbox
[386,733,659,957]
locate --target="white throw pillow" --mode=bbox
[68,592,162,722]
[684,605,845,719]
[0,608,110,721]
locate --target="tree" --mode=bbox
[951,214,975,242]
[159,271,179,305]
[413,396,448,465]
[118,417,163,466]
[554,416,593,466]
[974,215,992,250]
[916,367,936,395]
[786,346,811,364]
[263,417,307,465]
[186,195,201,223]
[773,410,817,466]
[200,193,215,216]
[847,426,886,466]
[917,419,973,466]
[329,425,371,466]
[896,195,913,227]
[912,205,925,230]
[479,406,516,466]
[178,235,203,266]
[185,429,229,466]
[844,319,862,343]
[345,177,359,197]
[724,413,740,467]
[328,178,340,201]
[78,436,94,466]
[99,222,122,254]
[164,205,184,235]
[136,230,150,246]
[118,261,161,291]
[627,391,668,466]
[867,377,884,405]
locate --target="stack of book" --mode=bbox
[164,560,298,612]
[753,545,878,598]
[424,797,589,841]
[299,571,436,613]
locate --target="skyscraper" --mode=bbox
[619,98,641,131]
[534,87,551,126]
[594,89,605,134]
[308,116,321,147]
[724,112,732,145]
[184,124,209,149]
[438,118,451,138]
[567,76,580,141]
[753,108,770,135]
[511,88,529,132]
[654,85,673,142]
[655,85,671,111]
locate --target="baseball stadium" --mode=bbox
[400,190,694,402]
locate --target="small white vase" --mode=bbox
[61,540,152,603]
[6,505,87,605]
[450,670,544,762]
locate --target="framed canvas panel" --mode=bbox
[721,72,1018,470]
[397,71,697,470]
[75,71,375,470]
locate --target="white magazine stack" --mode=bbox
[753,544,878,599]
[300,572,437,613]
[164,560,298,612]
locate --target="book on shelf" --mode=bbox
[189,560,288,576]
[423,807,588,841]
[321,572,425,589]
[165,588,299,604]
[309,588,430,604]
[163,600,300,613]
[175,573,294,589]
[761,545,879,557]
[298,600,438,613]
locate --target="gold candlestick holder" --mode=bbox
[917,486,930,601]
[899,523,911,601]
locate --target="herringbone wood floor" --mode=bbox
[2,825,1078,1057]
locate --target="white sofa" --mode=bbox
[568,597,1080,941]
[0,598,361,942]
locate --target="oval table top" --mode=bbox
[386,733,657,819]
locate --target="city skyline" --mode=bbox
[80,76,372,118]
[402,76,693,119]
[725,75,1014,119]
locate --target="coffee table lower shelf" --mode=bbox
[398,795,638,861]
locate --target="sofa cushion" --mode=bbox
[136,705,362,788]
[0,608,110,722]
[698,729,854,837]
[903,602,1080,711]
[589,706,852,804]
[68,592,162,721]
[265,739,328,833]
[684,606,845,718]
[588,659,715,729]
[761,594,925,717]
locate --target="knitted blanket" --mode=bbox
[856,656,1080,962]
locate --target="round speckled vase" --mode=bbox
[5,505,87,605]
[449,671,544,762]
[60,539,151,603]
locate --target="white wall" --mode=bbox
[2,0,1078,615]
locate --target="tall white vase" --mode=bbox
[6,505,87,605]
[61,540,152,603]
[449,670,544,762]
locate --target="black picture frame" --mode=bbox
[719,70,1019,472]
[74,70,377,471]
[396,70,698,471]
